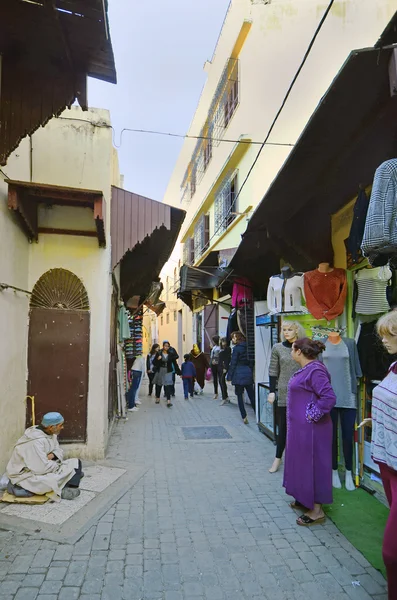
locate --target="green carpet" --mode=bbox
[324,488,389,576]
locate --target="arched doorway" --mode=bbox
[27,269,90,442]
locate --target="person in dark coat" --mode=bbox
[189,344,209,392]
[227,331,255,423]
[152,341,181,407]
[181,354,196,400]
[219,337,232,406]
[146,344,160,396]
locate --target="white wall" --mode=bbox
[0,139,31,473]
[161,0,396,357]
[28,107,116,460]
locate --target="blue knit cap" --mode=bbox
[41,412,64,427]
[163,340,169,345]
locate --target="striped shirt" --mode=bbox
[355,266,391,315]
[372,363,397,472]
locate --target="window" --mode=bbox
[224,60,239,127]
[166,312,170,325]
[174,310,177,322]
[203,137,212,171]
[190,170,197,198]
[161,315,163,326]
[183,238,195,265]
[194,214,210,258]
[215,172,238,234]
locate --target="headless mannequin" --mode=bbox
[318,262,334,273]
[326,332,355,492]
[268,322,299,473]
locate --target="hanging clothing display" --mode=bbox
[361,159,397,266]
[266,274,305,314]
[118,305,131,342]
[354,266,392,315]
[303,268,347,321]
[322,339,362,409]
[124,307,143,359]
[231,277,253,308]
[346,189,370,265]
[357,321,397,381]
[226,309,238,342]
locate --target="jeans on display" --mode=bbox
[148,372,155,395]
[183,379,194,399]
[275,406,287,459]
[379,462,397,600]
[331,408,356,471]
[219,372,228,400]
[156,384,172,401]
[127,370,142,409]
[211,365,219,395]
[235,384,255,419]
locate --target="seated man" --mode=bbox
[6,412,82,501]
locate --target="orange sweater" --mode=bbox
[303,268,347,321]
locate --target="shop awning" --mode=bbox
[178,264,231,309]
[111,186,186,304]
[7,180,106,246]
[232,44,397,273]
[0,0,116,165]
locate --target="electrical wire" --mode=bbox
[192,0,335,253]
[56,117,294,150]
[222,0,336,224]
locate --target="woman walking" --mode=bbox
[219,337,231,406]
[210,336,221,399]
[152,341,181,407]
[227,331,255,423]
[189,344,209,393]
[268,321,305,473]
[360,311,397,599]
[284,338,336,526]
[146,344,160,396]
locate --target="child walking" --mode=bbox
[181,354,196,400]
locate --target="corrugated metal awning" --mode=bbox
[111,186,186,304]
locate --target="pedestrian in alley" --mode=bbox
[146,343,160,396]
[126,357,142,412]
[168,344,179,397]
[227,331,255,424]
[152,341,181,407]
[189,343,209,393]
[210,335,221,399]
[219,336,231,406]
[359,310,397,600]
[181,354,196,400]
[284,338,336,526]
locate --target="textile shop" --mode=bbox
[230,42,397,498]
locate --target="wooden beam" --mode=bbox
[38,228,98,238]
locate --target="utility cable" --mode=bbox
[224,0,336,223]
[193,0,335,252]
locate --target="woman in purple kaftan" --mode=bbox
[284,338,336,526]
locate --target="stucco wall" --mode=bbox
[27,107,116,460]
[0,139,31,473]
[161,0,396,351]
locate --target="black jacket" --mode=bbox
[152,348,181,376]
[218,347,231,373]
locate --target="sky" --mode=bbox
[88,0,231,202]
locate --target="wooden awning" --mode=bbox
[0,0,116,165]
[7,180,106,247]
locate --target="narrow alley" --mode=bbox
[0,381,387,600]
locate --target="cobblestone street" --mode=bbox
[0,381,388,600]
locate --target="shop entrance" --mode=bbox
[27,269,90,442]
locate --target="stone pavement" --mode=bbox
[0,379,388,600]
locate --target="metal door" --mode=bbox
[27,268,90,442]
[203,304,219,354]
